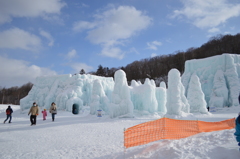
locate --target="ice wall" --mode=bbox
[20,74,114,112]
[182,53,240,107]
[130,78,158,114]
[20,74,71,110]
[209,70,228,108]
[21,70,167,117]
[20,53,240,118]
[225,55,240,106]
[23,54,240,117]
[89,79,109,115]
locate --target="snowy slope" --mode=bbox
[0,104,240,159]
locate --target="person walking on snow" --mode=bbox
[3,105,13,124]
[49,102,57,121]
[28,102,39,126]
[234,112,240,147]
[42,109,47,120]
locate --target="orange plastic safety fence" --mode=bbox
[124,117,235,148]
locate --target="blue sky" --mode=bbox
[0,0,240,88]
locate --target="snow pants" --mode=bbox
[30,115,37,125]
[52,113,56,121]
[4,114,12,123]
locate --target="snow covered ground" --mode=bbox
[1,104,240,159]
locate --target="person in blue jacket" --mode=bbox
[234,112,240,146]
[3,105,13,124]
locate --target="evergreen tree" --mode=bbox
[96,65,104,76]
[80,69,85,75]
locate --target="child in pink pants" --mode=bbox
[42,109,47,120]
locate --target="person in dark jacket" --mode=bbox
[234,112,240,146]
[3,105,13,124]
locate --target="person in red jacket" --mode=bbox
[3,105,13,124]
[42,109,47,120]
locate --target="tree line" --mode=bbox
[92,33,240,85]
[1,33,240,105]
[0,82,33,105]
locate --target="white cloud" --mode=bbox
[129,47,139,55]
[165,38,172,43]
[0,56,57,88]
[87,6,152,44]
[73,21,97,32]
[64,50,93,73]
[69,62,93,74]
[147,41,162,50]
[39,29,54,46]
[81,3,89,8]
[224,31,231,35]
[73,5,152,59]
[151,53,157,58]
[42,15,64,25]
[172,0,240,28]
[0,0,66,25]
[101,44,124,59]
[66,49,77,59]
[208,27,220,33]
[0,28,41,51]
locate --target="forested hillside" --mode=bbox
[0,82,33,105]
[1,33,240,104]
[93,33,240,85]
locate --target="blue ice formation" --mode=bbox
[20,54,240,117]
[20,74,114,113]
[182,53,240,107]
[166,69,190,115]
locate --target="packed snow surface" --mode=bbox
[1,104,240,159]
